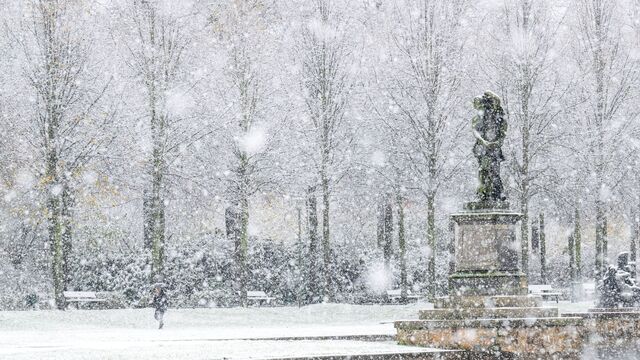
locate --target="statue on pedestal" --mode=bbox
[395,91,583,358]
[598,252,640,308]
[467,91,508,210]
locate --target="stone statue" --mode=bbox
[468,91,507,209]
[598,252,640,308]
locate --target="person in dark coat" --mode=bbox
[151,283,168,329]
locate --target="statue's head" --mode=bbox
[482,91,501,111]
[617,251,630,270]
[473,91,503,114]
[474,91,504,123]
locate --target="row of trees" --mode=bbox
[1,0,640,308]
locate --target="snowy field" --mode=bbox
[0,300,595,359]
[0,302,440,359]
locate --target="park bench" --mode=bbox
[528,284,562,303]
[63,291,109,309]
[247,291,275,306]
[386,289,421,303]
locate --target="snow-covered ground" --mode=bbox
[0,300,594,359]
[0,302,441,359]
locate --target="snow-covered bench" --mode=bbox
[528,284,562,303]
[247,291,275,306]
[386,289,421,303]
[63,291,108,309]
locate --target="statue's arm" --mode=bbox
[472,116,489,146]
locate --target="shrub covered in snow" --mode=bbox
[58,236,429,309]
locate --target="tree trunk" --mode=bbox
[297,207,303,307]
[61,183,73,291]
[519,0,532,278]
[629,216,638,279]
[47,156,65,309]
[225,206,239,244]
[448,219,455,276]
[602,216,608,267]
[539,213,546,284]
[143,188,152,249]
[569,231,576,302]
[574,208,582,280]
[595,193,604,281]
[520,202,529,276]
[306,185,320,304]
[568,233,575,287]
[397,195,407,304]
[593,5,606,283]
[383,195,394,272]
[377,203,384,249]
[150,146,165,278]
[38,0,67,310]
[427,193,436,300]
[531,221,539,252]
[49,201,65,310]
[238,196,249,307]
[226,204,245,306]
[147,55,166,279]
[632,205,639,279]
[321,160,332,302]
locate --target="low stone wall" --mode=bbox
[563,309,640,347]
[396,307,640,359]
[396,317,584,358]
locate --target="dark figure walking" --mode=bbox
[152,283,168,329]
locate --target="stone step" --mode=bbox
[419,306,558,320]
[434,295,542,309]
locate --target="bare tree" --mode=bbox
[574,0,638,280]
[299,0,351,302]
[21,0,113,308]
[209,0,282,307]
[386,0,468,299]
[485,0,568,276]
[124,0,189,277]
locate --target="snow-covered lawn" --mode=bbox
[0,302,440,359]
[0,300,594,359]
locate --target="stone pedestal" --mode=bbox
[395,208,585,358]
[449,211,525,296]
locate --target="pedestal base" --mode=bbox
[395,294,584,357]
[396,317,583,358]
